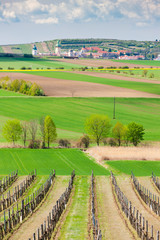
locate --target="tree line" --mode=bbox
[85,114,145,147]
[2,114,145,148]
[3,116,57,148]
[0,76,44,96]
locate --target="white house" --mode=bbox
[154,54,160,60]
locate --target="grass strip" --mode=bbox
[58,176,90,240]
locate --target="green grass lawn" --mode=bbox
[112,60,160,67]
[107,161,160,176]
[24,71,160,95]
[58,176,89,240]
[0,148,109,176]
[0,97,159,141]
[0,89,25,96]
[0,57,83,69]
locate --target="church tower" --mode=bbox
[32,44,38,56]
[55,40,61,55]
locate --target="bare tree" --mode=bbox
[29,120,38,144]
[40,116,45,148]
[21,121,28,147]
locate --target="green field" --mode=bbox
[0,148,108,176]
[107,161,160,176]
[106,69,160,81]
[0,97,159,141]
[112,60,160,67]
[25,71,160,95]
[0,57,83,69]
[0,89,25,96]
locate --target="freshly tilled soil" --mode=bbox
[0,72,159,98]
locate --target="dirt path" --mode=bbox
[118,176,160,236]
[72,71,160,84]
[10,176,70,240]
[2,176,26,199]
[57,59,160,69]
[96,176,135,240]
[87,146,160,162]
[138,177,160,196]
[0,72,160,98]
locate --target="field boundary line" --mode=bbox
[110,176,138,240]
[0,68,160,72]
[51,182,76,240]
[4,174,56,240]
[130,177,160,221]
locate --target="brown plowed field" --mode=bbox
[96,176,135,240]
[72,71,160,84]
[10,176,70,240]
[57,58,160,68]
[0,72,160,98]
[118,176,160,236]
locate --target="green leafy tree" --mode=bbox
[29,83,44,96]
[21,121,28,147]
[10,79,21,92]
[40,116,45,148]
[127,122,145,146]
[142,70,148,77]
[85,114,112,146]
[123,125,130,146]
[44,116,57,148]
[112,122,125,146]
[3,119,22,144]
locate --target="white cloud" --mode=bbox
[136,22,148,27]
[2,10,16,19]
[0,0,160,26]
[34,17,58,24]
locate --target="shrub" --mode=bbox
[10,79,21,92]
[79,135,90,148]
[29,83,44,96]
[149,73,154,78]
[108,138,117,146]
[122,66,129,69]
[28,140,40,149]
[58,139,71,148]
[98,66,104,69]
[19,81,30,94]
[0,77,45,96]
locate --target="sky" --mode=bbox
[0,0,159,45]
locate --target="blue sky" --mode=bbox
[0,0,159,45]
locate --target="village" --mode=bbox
[32,40,160,61]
